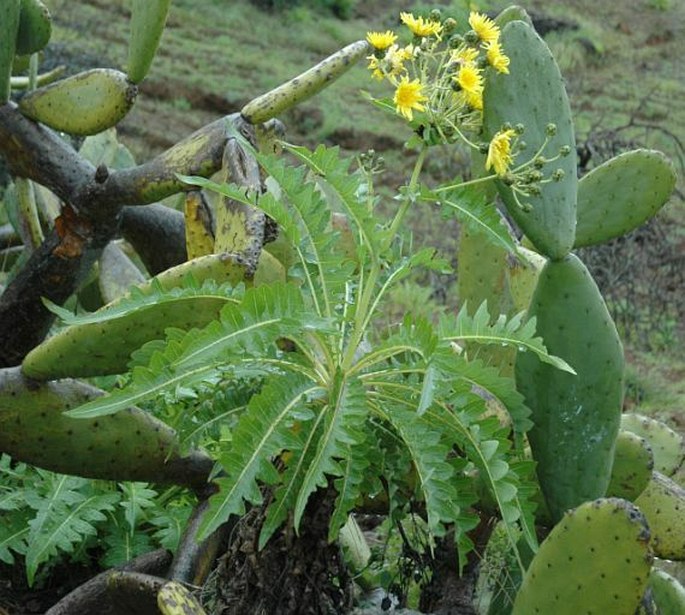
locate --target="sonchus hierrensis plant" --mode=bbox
[0,2,683,614]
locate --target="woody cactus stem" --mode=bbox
[0,104,257,366]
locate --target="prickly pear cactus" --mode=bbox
[606,430,654,501]
[512,498,652,615]
[621,413,685,477]
[635,472,685,560]
[515,254,624,521]
[483,20,577,260]
[649,569,685,615]
[18,69,138,136]
[0,366,210,489]
[574,149,677,248]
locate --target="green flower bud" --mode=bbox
[559,145,572,156]
[552,168,565,181]
[515,123,525,135]
[443,18,457,33]
[545,123,557,136]
[449,34,464,48]
[464,30,479,44]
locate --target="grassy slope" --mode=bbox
[43,0,684,416]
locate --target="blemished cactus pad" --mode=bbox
[241,40,370,124]
[515,254,624,522]
[18,69,137,136]
[575,149,676,248]
[483,21,577,260]
[512,498,652,615]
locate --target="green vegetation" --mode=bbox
[0,1,683,612]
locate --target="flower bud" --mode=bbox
[464,30,479,44]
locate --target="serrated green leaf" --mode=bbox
[422,185,515,252]
[440,301,575,374]
[293,375,367,530]
[199,374,323,541]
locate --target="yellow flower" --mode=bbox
[485,40,510,73]
[469,11,500,44]
[456,64,483,94]
[451,46,479,65]
[394,77,427,121]
[486,129,517,176]
[385,44,412,75]
[400,12,443,38]
[367,30,397,51]
[367,55,384,80]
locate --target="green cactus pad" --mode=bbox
[16,0,52,56]
[458,227,515,375]
[127,0,171,84]
[515,254,624,521]
[494,5,534,29]
[241,40,370,124]
[254,249,286,286]
[635,472,685,560]
[0,0,22,103]
[483,21,577,260]
[606,430,654,501]
[18,69,137,136]
[512,498,652,615]
[0,366,211,489]
[621,413,684,477]
[98,242,146,304]
[575,149,676,248]
[22,253,248,379]
[649,569,685,615]
[507,246,547,313]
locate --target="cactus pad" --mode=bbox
[512,498,652,615]
[606,430,654,500]
[649,569,685,615]
[620,413,684,477]
[241,41,370,124]
[22,253,248,379]
[575,149,676,248]
[483,21,577,260]
[0,366,211,490]
[18,69,138,136]
[516,254,624,521]
[635,472,685,560]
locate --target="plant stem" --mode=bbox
[342,146,427,370]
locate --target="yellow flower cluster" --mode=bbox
[365,10,511,132]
